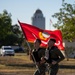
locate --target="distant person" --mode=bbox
[44,38,65,75]
[29,39,46,75]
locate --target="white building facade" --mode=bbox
[31,9,45,29]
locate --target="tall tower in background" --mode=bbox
[31,9,45,29]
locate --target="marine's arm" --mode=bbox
[56,49,65,63]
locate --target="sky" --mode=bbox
[0,0,74,30]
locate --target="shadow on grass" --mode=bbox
[60,65,75,69]
[6,63,35,68]
[6,64,75,69]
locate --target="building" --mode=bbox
[31,9,45,29]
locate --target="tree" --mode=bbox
[0,10,12,46]
[0,10,23,47]
[52,0,75,42]
[11,24,24,46]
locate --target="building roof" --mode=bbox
[35,9,42,14]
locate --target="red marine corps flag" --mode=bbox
[18,20,65,50]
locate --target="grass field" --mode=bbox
[0,53,75,75]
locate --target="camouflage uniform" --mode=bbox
[32,48,46,75]
[46,46,65,75]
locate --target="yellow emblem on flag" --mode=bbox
[39,32,50,40]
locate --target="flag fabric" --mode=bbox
[18,21,65,50]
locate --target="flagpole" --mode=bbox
[50,22,51,30]
[50,19,53,30]
[50,19,51,30]
[25,39,39,67]
[18,20,39,70]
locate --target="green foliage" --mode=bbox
[11,24,24,46]
[0,10,12,46]
[0,10,24,47]
[52,0,75,42]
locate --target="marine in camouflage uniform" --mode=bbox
[29,39,46,75]
[45,38,65,75]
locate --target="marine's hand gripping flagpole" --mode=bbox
[24,38,40,71]
[25,40,39,69]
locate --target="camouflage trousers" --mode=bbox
[49,64,59,75]
[34,64,46,75]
